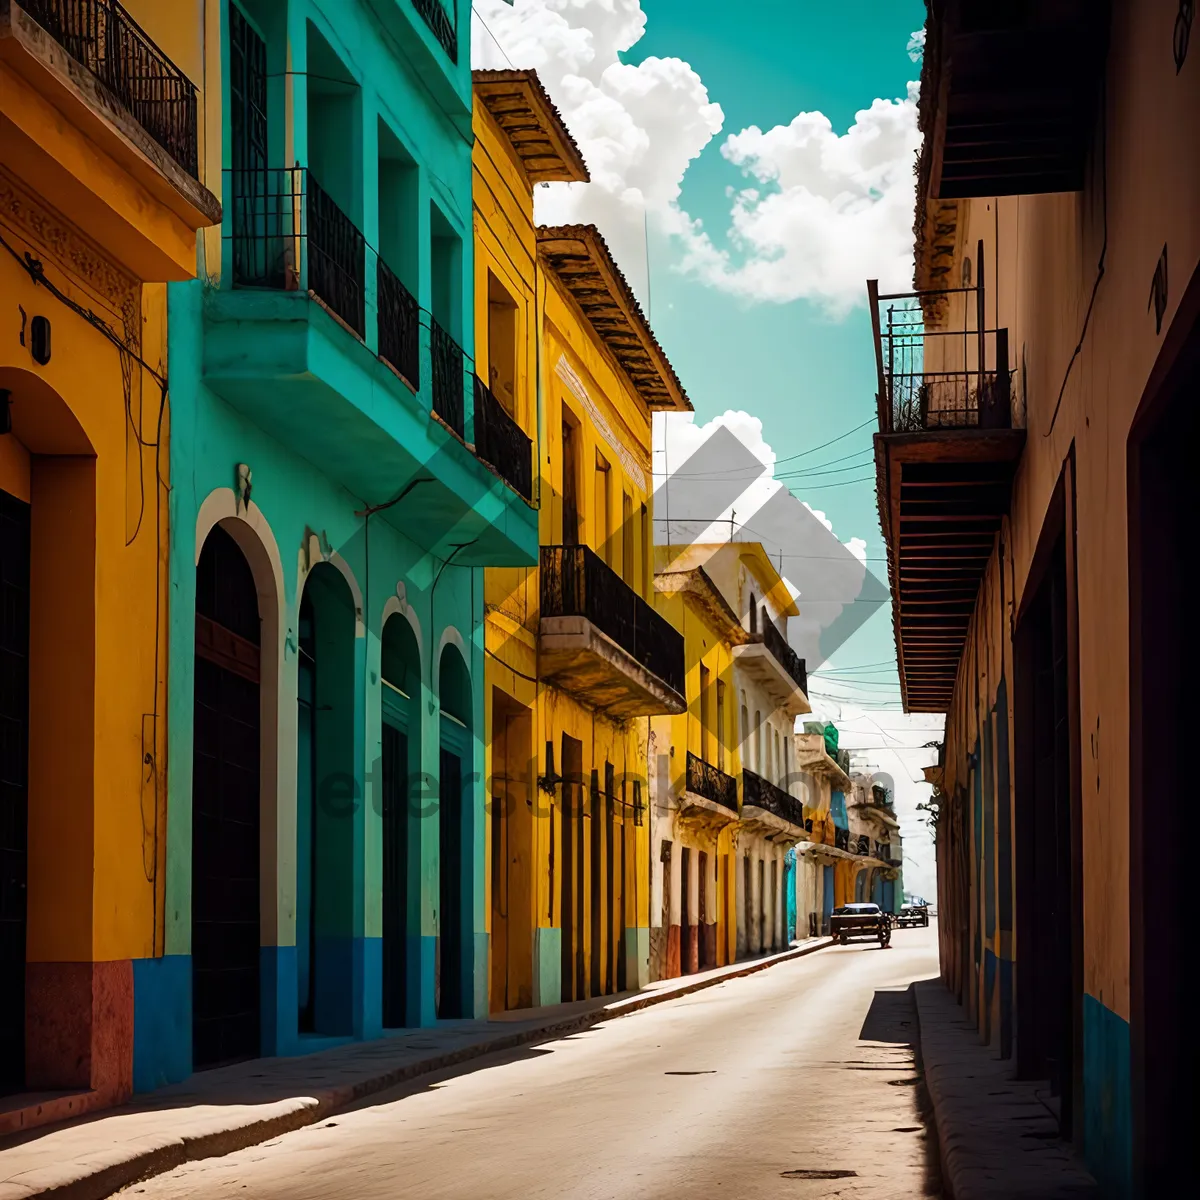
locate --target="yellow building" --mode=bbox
[649,547,744,978]
[651,542,811,972]
[473,70,691,1011]
[0,0,218,1126]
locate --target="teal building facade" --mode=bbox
[134,0,537,1089]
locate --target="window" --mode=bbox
[749,591,757,634]
[594,453,611,564]
[640,503,649,594]
[621,491,634,584]
[740,703,749,767]
[716,681,726,772]
[561,412,580,544]
[487,271,518,415]
[754,710,763,774]
[699,664,711,761]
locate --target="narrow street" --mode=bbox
[125,928,939,1200]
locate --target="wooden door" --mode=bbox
[192,526,261,1069]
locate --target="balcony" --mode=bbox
[0,0,220,279]
[539,544,686,717]
[834,827,850,852]
[732,613,810,716]
[473,375,533,502]
[411,0,455,62]
[203,166,537,567]
[741,769,807,843]
[430,317,465,438]
[680,751,739,829]
[919,0,1107,200]
[377,257,420,389]
[869,279,1025,713]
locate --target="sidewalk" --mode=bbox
[914,979,1100,1200]
[0,937,829,1200]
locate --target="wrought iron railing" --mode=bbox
[473,375,532,501]
[430,318,465,437]
[855,834,871,857]
[226,167,364,337]
[307,174,364,338]
[411,0,457,63]
[23,0,199,176]
[685,751,738,813]
[377,258,420,389]
[540,544,685,696]
[742,768,806,831]
[760,615,808,695]
[868,280,1013,435]
[834,826,850,852]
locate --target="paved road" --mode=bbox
[125,925,941,1200]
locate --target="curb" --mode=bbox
[4,939,831,1200]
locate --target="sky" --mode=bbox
[472,0,940,895]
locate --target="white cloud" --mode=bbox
[679,85,922,312]
[472,1,723,302]
[472,1,920,313]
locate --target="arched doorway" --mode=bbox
[296,563,357,1036]
[381,614,420,1027]
[193,524,262,1069]
[437,644,471,1019]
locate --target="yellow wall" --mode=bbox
[650,583,742,966]
[0,0,207,966]
[475,93,659,1009]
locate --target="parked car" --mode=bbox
[896,895,930,927]
[830,902,891,948]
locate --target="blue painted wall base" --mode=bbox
[132,955,192,1093]
[534,927,561,1007]
[1082,993,1132,1198]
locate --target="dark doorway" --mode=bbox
[1129,319,1200,1193]
[489,690,533,1011]
[1014,492,1080,1140]
[438,746,464,1017]
[381,614,419,1028]
[743,854,751,959]
[192,525,261,1069]
[437,645,472,1020]
[381,722,408,1026]
[296,588,317,1031]
[680,846,692,974]
[589,769,601,997]
[559,734,583,1001]
[604,765,615,994]
[296,564,357,1037]
[698,851,709,968]
[758,859,766,953]
[0,490,30,1092]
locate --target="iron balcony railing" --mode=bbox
[742,769,806,831]
[759,615,808,695]
[377,259,420,389]
[226,167,364,338]
[855,834,871,857]
[307,174,365,337]
[412,0,457,62]
[473,376,532,501]
[834,826,850,852]
[24,0,199,176]
[868,277,1013,435]
[685,751,738,814]
[430,318,465,438]
[541,544,686,697]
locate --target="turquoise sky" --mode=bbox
[634,0,925,709]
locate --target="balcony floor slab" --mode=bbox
[202,288,537,567]
[538,616,686,718]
